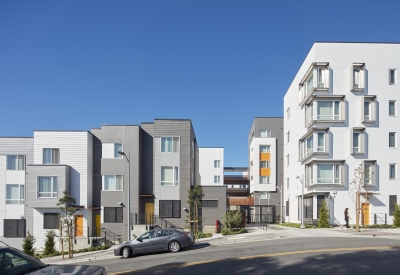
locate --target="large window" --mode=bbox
[317,101,340,120]
[260,176,270,184]
[389,101,397,116]
[43,149,59,164]
[260,130,271,137]
[259,145,270,153]
[104,207,123,223]
[389,132,396,148]
[6,184,24,204]
[390,164,397,179]
[316,163,341,184]
[159,200,181,218]
[161,166,179,186]
[201,200,218,208]
[38,177,57,198]
[44,213,59,229]
[3,219,26,237]
[6,155,25,170]
[104,175,123,191]
[389,195,397,216]
[389,69,397,85]
[161,137,179,152]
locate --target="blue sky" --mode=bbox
[1,1,400,167]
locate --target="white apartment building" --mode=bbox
[284,42,400,226]
[199,147,224,186]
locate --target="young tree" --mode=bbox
[43,230,57,256]
[187,185,204,242]
[317,200,330,228]
[57,189,77,259]
[222,210,243,230]
[393,204,400,227]
[22,231,36,256]
[349,163,372,232]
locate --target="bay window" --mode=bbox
[300,129,328,160]
[298,62,330,105]
[38,177,58,198]
[161,166,179,186]
[306,162,343,186]
[317,101,340,120]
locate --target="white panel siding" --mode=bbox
[5,205,24,219]
[199,148,224,186]
[33,208,60,251]
[102,143,114,159]
[0,156,5,236]
[5,170,25,184]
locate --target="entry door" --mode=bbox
[95,214,101,236]
[75,215,84,237]
[145,203,154,224]
[362,203,370,225]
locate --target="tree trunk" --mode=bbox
[356,190,360,232]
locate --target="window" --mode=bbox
[298,63,329,104]
[316,163,341,184]
[286,178,289,189]
[304,136,313,158]
[159,200,180,218]
[114,143,123,158]
[43,149,59,164]
[286,107,290,120]
[260,161,270,168]
[286,154,289,167]
[317,67,327,88]
[259,191,270,199]
[44,213,59,229]
[317,132,325,152]
[260,145,270,153]
[389,101,397,116]
[6,155,24,170]
[350,63,365,91]
[317,101,340,120]
[3,219,26,237]
[260,176,270,184]
[389,69,397,85]
[306,74,313,95]
[214,175,220,183]
[390,164,397,179]
[389,132,396,148]
[38,177,57,198]
[201,200,218,208]
[214,160,220,168]
[161,166,179,186]
[364,161,376,185]
[286,131,290,143]
[353,132,361,153]
[161,137,179,152]
[301,131,328,160]
[104,207,123,223]
[6,184,24,204]
[286,201,289,216]
[389,195,397,216]
[104,175,123,191]
[260,130,271,137]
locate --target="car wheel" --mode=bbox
[122,247,132,259]
[169,241,181,253]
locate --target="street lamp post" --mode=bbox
[118,151,131,241]
[277,185,283,224]
[296,175,305,229]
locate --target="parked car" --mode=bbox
[0,242,106,275]
[114,228,194,259]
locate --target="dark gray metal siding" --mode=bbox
[140,123,154,195]
[202,186,227,225]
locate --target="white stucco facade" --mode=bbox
[199,148,224,186]
[284,42,400,225]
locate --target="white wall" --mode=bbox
[284,43,400,224]
[199,148,224,186]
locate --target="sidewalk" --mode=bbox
[40,246,117,265]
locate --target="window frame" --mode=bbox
[38,176,58,198]
[103,175,123,191]
[259,130,271,137]
[214,175,220,183]
[6,155,25,170]
[350,63,365,91]
[161,137,180,153]
[104,207,123,223]
[350,128,365,155]
[201,200,218,208]
[389,101,397,116]
[159,200,181,218]
[307,162,343,186]
[389,195,397,216]
[259,176,270,184]
[3,219,26,237]
[390,164,397,180]
[43,213,60,229]
[43,148,60,164]
[114,143,123,158]
[6,184,25,204]
[389,69,397,85]
[363,161,376,186]
[260,161,270,168]
[161,166,179,186]
[389,132,397,148]
[260,145,270,153]
[316,100,341,121]
[214,160,220,168]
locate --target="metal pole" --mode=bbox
[128,153,131,241]
[279,185,283,224]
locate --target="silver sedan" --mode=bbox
[114,229,194,259]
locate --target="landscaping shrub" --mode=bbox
[239,228,248,234]
[22,231,36,256]
[43,230,57,256]
[317,201,330,228]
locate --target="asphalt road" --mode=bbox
[85,237,400,274]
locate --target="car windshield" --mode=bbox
[139,231,155,240]
[0,248,47,275]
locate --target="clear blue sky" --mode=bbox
[1,1,400,167]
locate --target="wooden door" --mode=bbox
[362,203,370,225]
[145,203,154,224]
[75,215,84,237]
[95,214,101,236]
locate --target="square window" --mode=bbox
[260,145,270,153]
[38,177,58,198]
[6,155,25,170]
[43,149,59,164]
[389,132,396,148]
[104,207,123,223]
[260,130,271,137]
[260,161,270,168]
[114,143,123,158]
[104,175,123,191]
[389,101,396,116]
[159,200,180,218]
[3,219,26,237]
[44,213,59,229]
[161,166,179,186]
[260,176,270,184]
[6,184,24,204]
[390,164,397,179]
[161,137,179,152]
[214,175,220,183]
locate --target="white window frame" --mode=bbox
[260,145,270,153]
[389,132,397,148]
[103,175,123,191]
[259,191,270,199]
[286,154,289,167]
[6,155,25,170]
[214,160,220,168]
[161,137,180,153]
[260,161,270,168]
[286,131,290,143]
[259,176,270,184]
[260,130,271,137]
[286,107,290,120]
[316,100,341,121]
[350,128,365,154]
[315,163,341,185]
[389,101,397,116]
[350,63,365,91]
[390,164,397,180]
[38,176,58,198]
[161,166,179,186]
[361,96,376,123]
[6,184,25,204]
[363,161,376,185]
[389,69,397,85]
[300,130,327,160]
[214,175,220,184]
[43,148,60,164]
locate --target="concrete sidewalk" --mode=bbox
[40,226,400,265]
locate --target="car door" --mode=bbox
[152,229,172,251]
[133,231,155,253]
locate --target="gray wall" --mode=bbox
[201,186,227,226]
[248,117,284,217]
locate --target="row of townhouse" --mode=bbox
[0,119,227,250]
[284,42,400,226]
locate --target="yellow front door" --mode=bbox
[362,203,370,225]
[145,203,154,224]
[75,215,84,237]
[95,214,101,236]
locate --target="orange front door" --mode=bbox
[75,215,84,237]
[362,203,370,225]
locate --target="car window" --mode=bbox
[140,231,155,240]
[0,251,35,275]
[156,230,170,237]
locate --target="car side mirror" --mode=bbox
[137,238,143,242]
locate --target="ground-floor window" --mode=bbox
[159,200,181,218]
[389,195,397,216]
[44,213,60,229]
[3,219,26,237]
[104,207,123,223]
